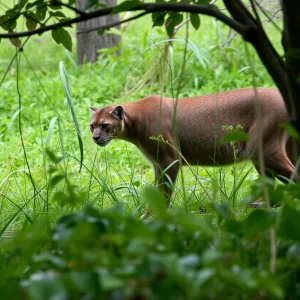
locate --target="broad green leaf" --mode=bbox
[165,13,183,37]
[9,34,21,48]
[45,148,61,164]
[244,209,276,235]
[179,254,200,269]
[280,122,299,140]
[50,174,64,189]
[0,15,17,31]
[36,5,47,21]
[112,0,141,14]
[196,269,216,287]
[101,275,125,290]
[28,272,66,300]
[6,8,20,18]
[97,29,105,35]
[26,0,44,10]
[190,13,200,30]
[52,28,72,52]
[279,201,300,241]
[49,11,67,18]
[49,3,62,10]
[152,11,167,27]
[18,0,29,9]
[25,12,37,31]
[211,202,232,220]
[143,185,166,218]
[221,131,249,143]
[0,16,9,31]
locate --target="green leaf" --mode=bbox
[45,148,61,164]
[0,16,9,31]
[143,186,166,218]
[49,4,62,10]
[52,28,72,52]
[279,200,300,241]
[27,272,66,300]
[50,174,64,189]
[9,34,21,48]
[100,275,125,290]
[152,11,167,27]
[49,11,67,18]
[112,0,141,14]
[36,4,47,21]
[280,122,299,140]
[211,202,232,220]
[244,209,275,235]
[0,15,17,31]
[97,29,105,35]
[25,12,38,31]
[18,0,29,9]
[221,131,249,143]
[165,13,183,37]
[190,13,200,30]
[26,0,43,10]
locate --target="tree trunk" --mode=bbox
[76,0,121,65]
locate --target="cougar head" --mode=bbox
[89,105,124,147]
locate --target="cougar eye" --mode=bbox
[90,124,94,131]
[102,123,109,129]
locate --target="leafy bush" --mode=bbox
[1,183,300,300]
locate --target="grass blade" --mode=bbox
[59,61,83,172]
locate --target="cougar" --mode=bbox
[90,88,295,219]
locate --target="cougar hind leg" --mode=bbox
[250,135,296,207]
[264,135,296,183]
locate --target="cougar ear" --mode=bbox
[89,107,97,115]
[112,106,124,120]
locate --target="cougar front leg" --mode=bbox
[140,158,179,220]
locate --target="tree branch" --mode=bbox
[0,2,247,38]
[77,11,148,35]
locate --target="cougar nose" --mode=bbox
[92,134,100,141]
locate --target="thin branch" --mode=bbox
[77,11,148,35]
[0,2,248,38]
[253,0,281,32]
[249,0,263,28]
[52,0,87,16]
